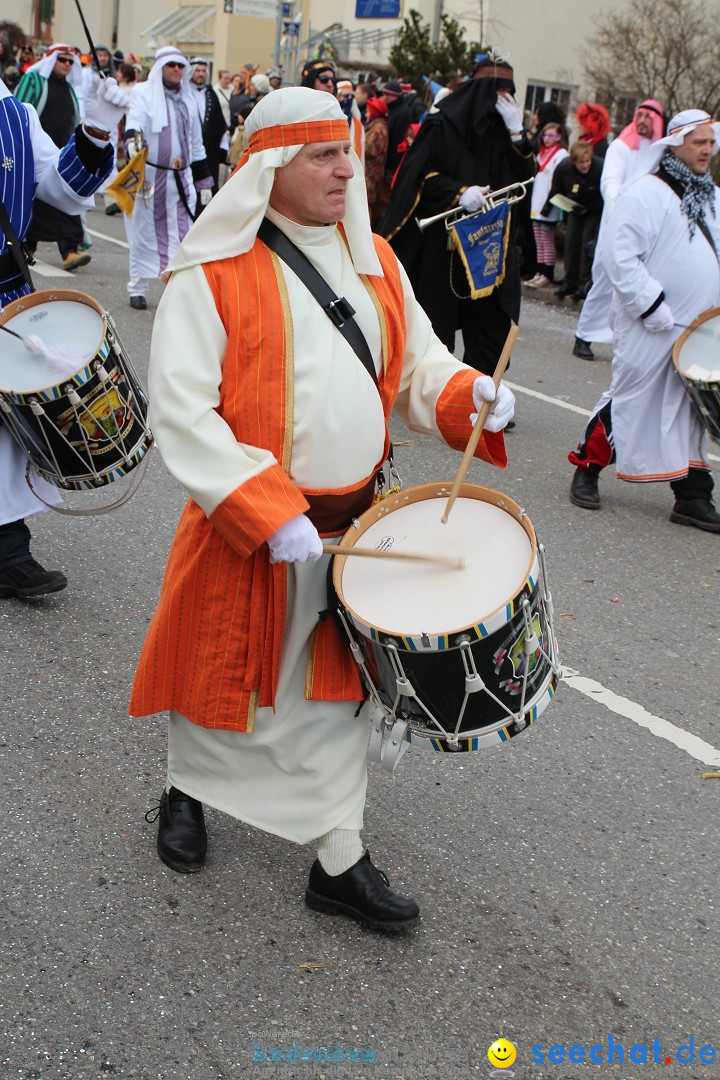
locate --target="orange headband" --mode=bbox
[248,119,350,153]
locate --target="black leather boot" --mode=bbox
[669,499,720,532]
[306,851,420,931]
[570,467,600,509]
[572,337,594,360]
[153,787,207,873]
[0,559,67,599]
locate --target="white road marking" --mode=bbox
[31,259,73,278]
[506,379,720,463]
[561,667,720,767]
[86,227,129,250]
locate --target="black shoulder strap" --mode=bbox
[0,194,35,292]
[656,167,719,262]
[257,217,379,389]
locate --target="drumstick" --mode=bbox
[322,543,464,569]
[440,322,520,524]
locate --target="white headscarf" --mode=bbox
[144,46,194,134]
[25,44,84,90]
[646,109,720,172]
[168,86,382,276]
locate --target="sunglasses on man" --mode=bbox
[56,55,74,63]
[164,61,185,69]
[317,74,335,84]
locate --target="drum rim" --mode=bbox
[672,304,720,379]
[333,481,538,641]
[0,289,107,394]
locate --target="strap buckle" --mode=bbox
[324,295,355,328]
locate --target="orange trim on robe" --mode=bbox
[129,233,505,733]
[435,369,508,466]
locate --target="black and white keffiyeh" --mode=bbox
[660,147,716,239]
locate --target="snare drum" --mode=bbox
[0,289,153,489]
[332,483,560,762]
[672,306,720,444]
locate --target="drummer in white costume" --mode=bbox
[568,110,720,533]
[573,99,665,360]
[0,74,129,598]
[122,47,212,311]
[130,87,515,931]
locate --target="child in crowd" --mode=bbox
[527,121,569,288]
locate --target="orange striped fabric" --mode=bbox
[249,120,350,153]
[435,369,508,466]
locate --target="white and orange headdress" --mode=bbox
[168,87,382,276]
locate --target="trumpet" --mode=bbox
[416,178,534,232]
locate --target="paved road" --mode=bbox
[2,207,719,1080]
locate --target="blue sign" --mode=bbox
[449,202,510,298]
[282,3,290,14]
[355,0,401,17]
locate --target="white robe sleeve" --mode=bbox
[393,261,478,435]
[28,105,98,212]
[149,266,279,516]
[603,179,667,319]
[600,139,630,210]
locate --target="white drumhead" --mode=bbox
[339,496,533,636]
[676,313,720,382]
[0,299,104,392]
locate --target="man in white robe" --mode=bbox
[0,75,129,598]
[573,99,665,359]
[133,88,515,931]
[568,110,720,533]
[122,47,212,310]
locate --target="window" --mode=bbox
[525,81,574,117]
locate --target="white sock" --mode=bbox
[316,828,364,876]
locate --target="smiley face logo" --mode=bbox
[487,1038,516,1069]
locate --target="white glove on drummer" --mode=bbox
[267,514,323,563]
[83,75,128,132]
[495,93,524,135]
[471,375,516,432]
[459,185,489,212]
[642,301,674,333]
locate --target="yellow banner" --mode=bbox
[105,148,148,216]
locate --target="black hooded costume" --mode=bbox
[379,69,535,375]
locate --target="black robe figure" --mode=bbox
[379,63,535,376]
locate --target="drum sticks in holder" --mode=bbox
[440,322,519,524]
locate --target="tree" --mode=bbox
[584,0,720,121]
[388,9,485,98]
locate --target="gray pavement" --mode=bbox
[2,205,719,1080]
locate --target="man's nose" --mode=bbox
[336,155,355,178]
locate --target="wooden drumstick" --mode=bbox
[322,544,464,569]
[440,322,519,524]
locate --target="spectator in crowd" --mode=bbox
[267,67,282,89]
[0,32,14,82]
[548,141,603,300]
[15,43,92,270]
[93,44,115,77]
[401,80,427,123]
[230,71,269,129]
[17,46,35,74]
[380,79,412,180]
[213,68,233,129]
[300,60,336,94]
[189,57,229,195]
[530,100,567,153]
[3,66,20,92]
[363,95,389,228]
[355,82,372,122]
[228,100,253,169]
[337,79,364,163]
[576,101,611,160]
[527,120,569,288]
[116,62,137,93]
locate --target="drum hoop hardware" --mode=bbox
[25,448,151,516]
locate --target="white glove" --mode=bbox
[470,375,515,433]
[267,514,323,564]
[84,75,127,131]
[458,185,489,212]
[642,301,674,333]
[495,93,524,134]
[197,188,212,207]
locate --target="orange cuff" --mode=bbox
[209,464,310,558]
[436,369,507,467]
